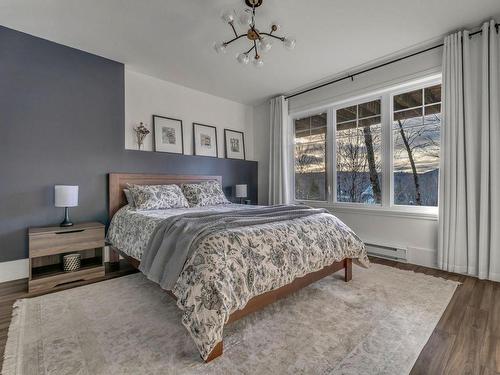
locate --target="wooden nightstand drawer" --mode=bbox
[29,222,104,258]
[29,228,104,257]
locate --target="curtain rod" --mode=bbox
[285,23,499,101]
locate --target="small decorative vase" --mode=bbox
[134,122,150,151]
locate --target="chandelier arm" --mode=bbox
[224,34,246,46]
[260,32,285,41]
[253,40,258,58]
[229,21,238,38]
[245,45,256,55]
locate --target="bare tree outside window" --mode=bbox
[336,100,382,204]
[292,82,441,208]
[294,113,327,201]
[393,85,441,206]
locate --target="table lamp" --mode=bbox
[55,185,78,227]
[235,184,247,204]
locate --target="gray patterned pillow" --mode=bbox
[127,184,189,210]
[182,181,230,207]
[123,189,135,208]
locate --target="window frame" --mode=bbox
[290,108,330,203]
[289,75,441,218]
[332,93,384,207]
[389,78,442,211]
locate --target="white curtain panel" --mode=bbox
[439,20,500,281]
[268,95,290,204]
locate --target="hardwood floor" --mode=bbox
[371,258,500,375]
[0,258,499,374]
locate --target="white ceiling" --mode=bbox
[1,0,500,105]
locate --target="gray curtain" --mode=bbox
[439,20,500,281]
[269,95,290,204]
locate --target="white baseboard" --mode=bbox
[0,259,29,283]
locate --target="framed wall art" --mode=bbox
[224,129,245,160]
[153,115,184,154]
[193,122,218,158]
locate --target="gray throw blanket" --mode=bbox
[139,205,328,290]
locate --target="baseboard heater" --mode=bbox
[364,242,408,262]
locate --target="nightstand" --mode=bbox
[28,222,105,294]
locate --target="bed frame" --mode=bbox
[108,173,353,362]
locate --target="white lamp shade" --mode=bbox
[235,184,247,198]
[54,185,79,207]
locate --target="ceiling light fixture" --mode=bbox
[214,0,296,68]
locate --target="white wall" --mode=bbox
[125,69,254,160]
[287,46,443,112]
[253,46,443,268]
[325,209,438,268]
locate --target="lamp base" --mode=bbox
[60,220,74,227]
[60,207,74,227]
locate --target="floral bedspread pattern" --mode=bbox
[107,205,254,260]
[107,205,368,360]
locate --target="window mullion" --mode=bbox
[328,107,336,203]
[382,93,392,209]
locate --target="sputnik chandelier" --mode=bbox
[213,0,296,67]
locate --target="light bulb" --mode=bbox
[221,10,235,24]
[253,57,264,68]
[237,53,250,65]
[270,23,281,32]
[213,41,227,54]
[258,37,272,53]
[283,37,296,50]
[239,11,252,26]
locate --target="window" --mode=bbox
[294,113,327,201]
[393,85,441,206]
[336,99,382,204]
[291,77,441,212]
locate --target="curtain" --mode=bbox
[439,20,500,281]
[268,95,290,204]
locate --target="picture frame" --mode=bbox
[193,123,218,158]
[153,115,184,154]
[224,129,246,160]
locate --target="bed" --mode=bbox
[106,173,368,362]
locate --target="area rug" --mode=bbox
[2,263,458,375]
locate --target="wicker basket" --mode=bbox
[63,253,81,272]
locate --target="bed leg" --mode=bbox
[204,341,223,363]
[108,246,120,264]
[344,258,352,282]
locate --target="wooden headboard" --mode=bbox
[108,173,222,218]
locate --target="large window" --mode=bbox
[336,99,382,204]
[294,113,327,201]
[291,78,441,212]
[393,85,441,206]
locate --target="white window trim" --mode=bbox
[331,93,384,207]
[289,74,441,219]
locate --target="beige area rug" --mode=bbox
[2,263,458,375]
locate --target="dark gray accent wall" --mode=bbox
[0,26,257,262]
